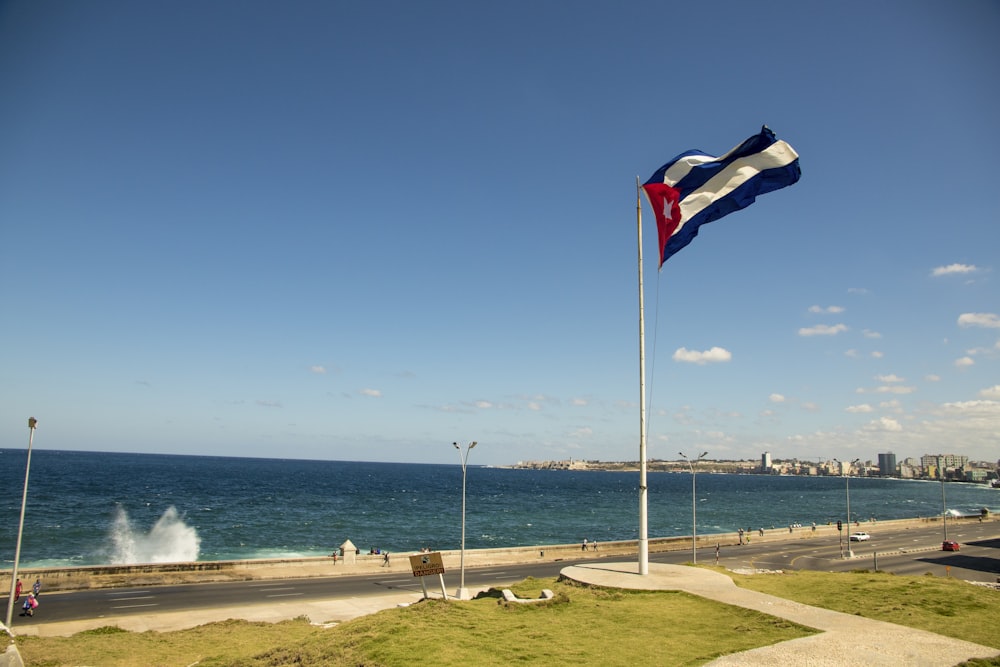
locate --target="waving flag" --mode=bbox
[642,126,800,266]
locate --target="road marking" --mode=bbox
[107,590,152,596]
[108,595,155,601]
[265,592,304,598]
[111,603,159,609]
[258,586,297,591]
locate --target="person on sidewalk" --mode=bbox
[32,578,41,597]
[14,578,22,602]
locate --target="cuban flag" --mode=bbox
[642,126,801,267]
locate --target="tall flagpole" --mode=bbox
[636,177,649,575]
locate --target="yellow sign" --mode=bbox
[409,551,445,577]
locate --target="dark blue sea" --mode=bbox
[1,450,996,569]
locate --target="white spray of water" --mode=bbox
[108,506,201,564]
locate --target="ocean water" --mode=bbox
[1,450,996,568]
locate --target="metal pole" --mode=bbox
[636,178,649,576]
[679,452,707,564]
[453,441,477,600]
[5,417,37,629]
[941,470,948,543]
[845,458,859,557]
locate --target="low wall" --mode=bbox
[2,516,982,593]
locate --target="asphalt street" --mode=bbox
[10,519,998,630]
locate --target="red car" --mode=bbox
[942,540,960,551]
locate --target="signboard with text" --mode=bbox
[409,551,445,577]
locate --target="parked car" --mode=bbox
[942,540,960,551]
[849,532,871,542]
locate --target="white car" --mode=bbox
[849,532,871,542]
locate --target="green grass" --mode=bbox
[728,569,1000,651]
[14,571,1000,666]
[15,578,814,667]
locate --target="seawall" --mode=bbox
[2,515,983,592]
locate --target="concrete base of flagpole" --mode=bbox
[455,587,472,601]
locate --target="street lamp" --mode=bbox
[679,451,708,564]
[453,441,477,600]
[940,459,949,543]
[834,457,860,558]
[6,417,37,629]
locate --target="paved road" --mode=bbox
[11,520,998,630]
[704,519,1000,581]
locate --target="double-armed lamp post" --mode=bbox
[453,441,477,600]
[833,457,861,558]
[679,451,708,564]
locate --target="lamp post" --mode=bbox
[6,417,37,629]
[679,451,708,564]
[834,457,860,558]
[453,441,477,600]
[940,461,948,543]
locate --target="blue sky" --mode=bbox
[2,1,998,466]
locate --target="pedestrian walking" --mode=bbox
[582,538,588,551]
[383,552,390,567]
[32,578,41,597]
[14,578,22,602]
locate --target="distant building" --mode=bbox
[761,451,772,473]
[921,454,969,478]
[878,452,897,477]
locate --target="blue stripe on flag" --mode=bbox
[642,126,800,265]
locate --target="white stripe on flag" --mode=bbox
[677,141,799,226]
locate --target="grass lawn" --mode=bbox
[13,571,1000,666]
[729,569,1000,651]
[16,577,814,667]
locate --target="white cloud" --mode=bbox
[931,263,978,277]
[256,400,282,408]
[474,400,493,409]
[857,385,916,395]
[958,313,1000,328]
[864,417,903,432]
[979,385,1000,400]
[924,374,941,382]
[863,329,882,339]
[871,351,884,359]
[875,374,904,383]
[570,398,588,406]
[874,385,916,395]
[845,349,859,358]
[673,346,732,364]
[845,404,873,413]
[769,393,786,403]
[798,324,848,336]
[359,388,383,398]
[939,399,1000,415]
[955,356,975,368]
[808,305,845,314]
[310,365,327,374]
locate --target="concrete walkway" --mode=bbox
[560,562,999,667]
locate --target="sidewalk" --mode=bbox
[560,562,999,667]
